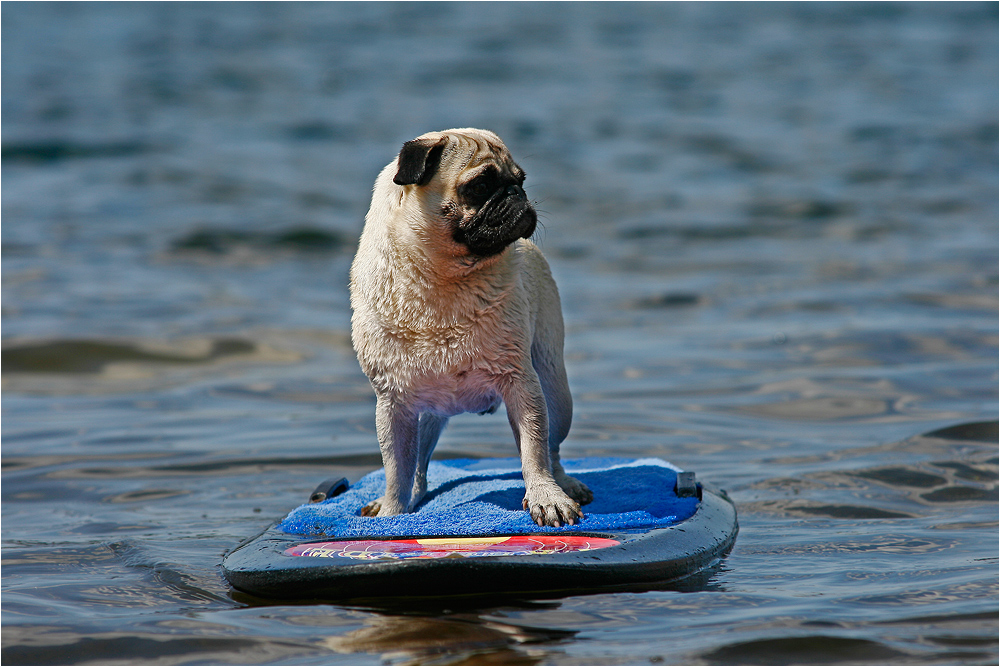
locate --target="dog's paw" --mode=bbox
[361,497,411,517]
[359,498,382,516]
[556,472,594,506]
[522,484,584,527]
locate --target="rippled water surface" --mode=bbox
[3,3,997,665]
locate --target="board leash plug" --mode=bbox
[309,477,350,503]
[675,471,701,499]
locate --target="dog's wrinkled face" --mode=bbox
[392,129,537,260]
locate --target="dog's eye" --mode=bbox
[465,175,498,202]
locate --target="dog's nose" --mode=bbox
[506,184,527,200]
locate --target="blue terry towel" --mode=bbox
[278,457,700,538]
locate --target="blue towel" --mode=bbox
[277,457,699,538]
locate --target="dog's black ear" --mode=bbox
[393,136,448,186]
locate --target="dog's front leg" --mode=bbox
[363,394,420,517]
[502,374,584,527]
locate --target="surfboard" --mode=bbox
[222,457,738,600]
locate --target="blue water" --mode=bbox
[3,2,997,664]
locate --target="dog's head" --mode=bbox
[389,128,537,261]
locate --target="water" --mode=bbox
[2,2,997,664]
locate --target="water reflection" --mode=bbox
[321,613,576,665]
[1,335,304,395]
[2,338,256,374]
[1,631,304,666]
[703,635,908,665]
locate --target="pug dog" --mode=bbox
[349,128,593,527]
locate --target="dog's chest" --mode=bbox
[356,301,526,412]
[377,329,513,416]
[380,311,523,375]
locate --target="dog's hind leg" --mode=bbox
[411,412,448,508]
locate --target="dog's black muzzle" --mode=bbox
[454,186,537,258]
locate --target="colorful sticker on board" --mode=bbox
[284,535,621,560]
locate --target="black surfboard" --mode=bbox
[222,457,738,600]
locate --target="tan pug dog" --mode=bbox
[349,128,593,527]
